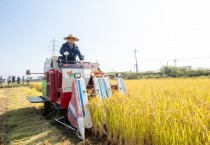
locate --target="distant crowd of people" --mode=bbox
[0,76,29,86]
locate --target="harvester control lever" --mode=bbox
[64,51,69,63]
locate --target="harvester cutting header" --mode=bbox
[27,34,126,140]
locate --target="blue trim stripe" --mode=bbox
[68,106,77,121]
[103,79,109,97]
[77,80,85,117]
[120,78,125,94]
[98,79,104,100]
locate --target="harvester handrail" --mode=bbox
[81,74,91,77]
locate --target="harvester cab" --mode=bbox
[27,55,126,140]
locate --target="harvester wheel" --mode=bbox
[42,101,51,116]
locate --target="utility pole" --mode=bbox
[174,58,177,67]
[49,38,59,56]
[133,49,138,74]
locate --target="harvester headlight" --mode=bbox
[74,73,81,79]
[116,73,122,77]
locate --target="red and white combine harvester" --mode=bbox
[27,55,126,140]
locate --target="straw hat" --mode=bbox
[63,34,79,41]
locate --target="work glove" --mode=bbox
[64,51,69,56]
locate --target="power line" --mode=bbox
[138,41,210,52]
[108,56,210,69]
[177,56,210,61]
[139,56,210,64]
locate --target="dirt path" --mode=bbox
[0,87,102,145]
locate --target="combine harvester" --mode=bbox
[27,55,126,140]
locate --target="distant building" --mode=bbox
[177,66,191,69]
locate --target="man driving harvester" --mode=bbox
[59,34,84,64]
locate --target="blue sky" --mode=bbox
[0,0,210,78]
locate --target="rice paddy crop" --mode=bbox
[29,82,42,92]
[89,78,210,145]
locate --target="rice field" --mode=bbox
[89,79,210,145]
[30,78,210,145]
[29,82,42,92]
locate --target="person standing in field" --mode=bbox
[7,76,11,85]
[12,76,15,84]
[17,76,20,85]
[59,34,84,64]
[22,76,25,84]
[0,76,2,86]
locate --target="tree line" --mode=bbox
[110,66,210,79]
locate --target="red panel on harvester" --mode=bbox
[46,70,60,102]
[54,70,61,101]
[54,70,58,97]
[49,70,57,102]
[46,71,50,101]
[58,71,62,88]
[60,91,72,109]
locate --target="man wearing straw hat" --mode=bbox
[59,34,84,63]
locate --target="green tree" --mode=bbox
[161,66,177,77]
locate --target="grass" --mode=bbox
[0,86,103,145]
[0,87,73,145]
